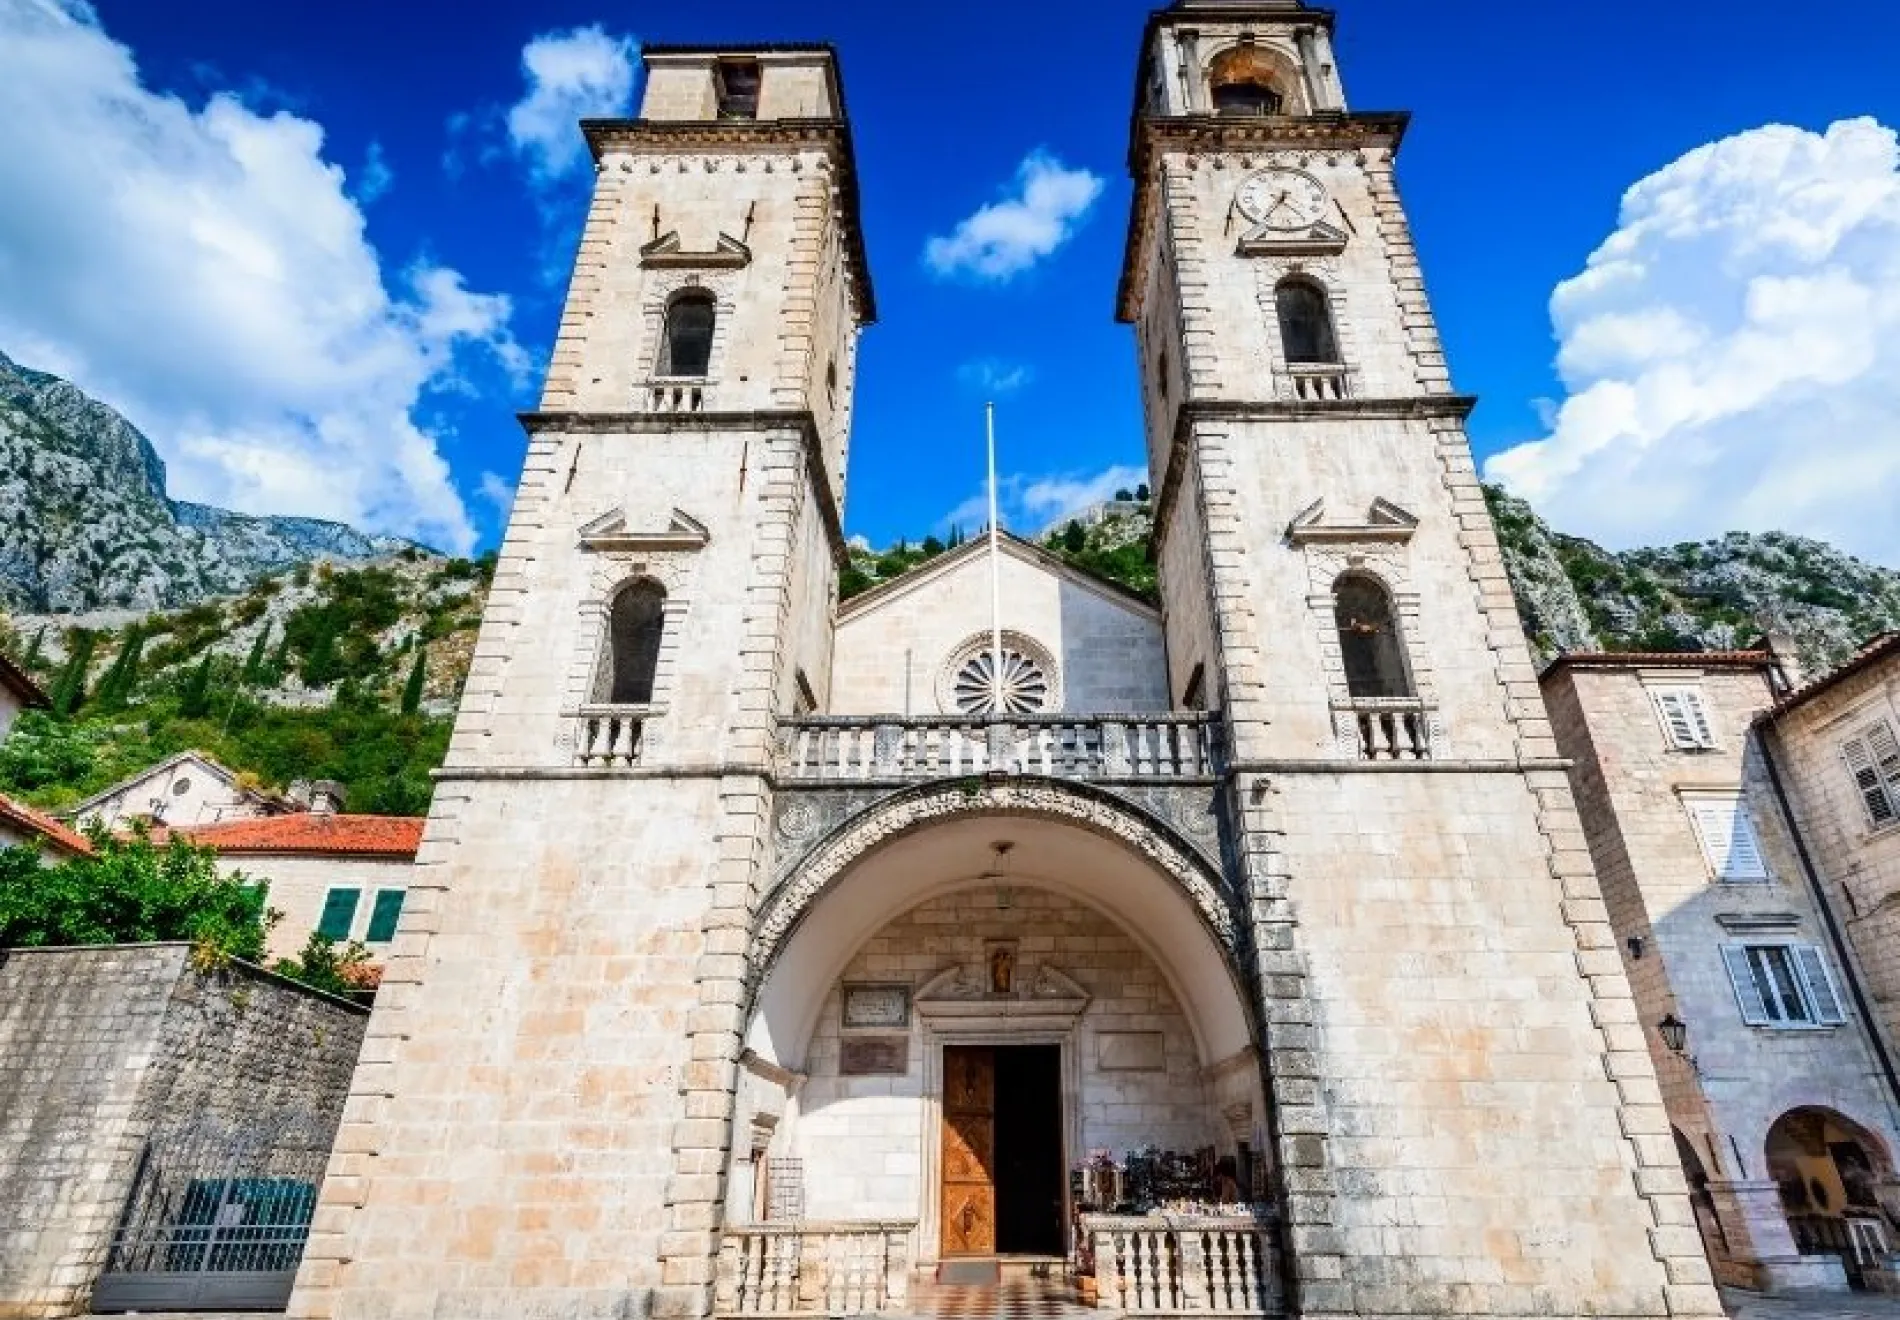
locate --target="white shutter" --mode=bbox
[1795,945,1847,1026]
[1722,945,1773,1025]
[1656,691,1698,748]
[1681,691,1715,747]
[1873,721,1900,808]
[1689,797,1768,881]
[1844,733,1899,828]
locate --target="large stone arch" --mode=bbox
[745,777,1254,1073]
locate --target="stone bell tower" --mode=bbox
[288,43,871,1320]
[1122,2,1726,1316]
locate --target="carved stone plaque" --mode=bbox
[840,1037,908,1077]
[842,983,910,1031]
[1098,1031,1167,1072]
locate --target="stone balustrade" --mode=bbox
[1338,698,1433,761]
[714,1222,912,1317]
[645,379,707,413]
[573,705,650,767]
[1084,1214,1282,1315]
[778,714,1222,784]
[1284,364,1351,402]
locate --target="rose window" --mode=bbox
[953,647,1052,716]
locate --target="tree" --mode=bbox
[93,626,145,712]
[0,711,97,792]
[1113,488,1134,502]
[241,624,271,685]
[1061,520,1088,554]
[400,645,427,715]
[1135,483,1152,502]
[49,630,96,717]
[272,930,373,999]
[921,535,945,557]
[22,627,44,668]
[178,653,214,719]
[0,826,270,963]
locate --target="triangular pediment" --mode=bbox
[1238,219,1348,257]
[837,531,1158,625]
[579,507,711,552]
[1287,497,1419,545]
[915,962,1091,1022]
[639,231,752,269]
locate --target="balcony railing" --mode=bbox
[1283,364,1351,402]
[1337,698,1433,761]
[1083,1214,1282,1315]
[778,714,1222,784]
[714,1222,912,1318]
[574,705,652,767]
[644,379,707,413]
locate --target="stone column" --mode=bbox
[1709,1178,1850,1294]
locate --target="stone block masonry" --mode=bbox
[0,944,367,1320]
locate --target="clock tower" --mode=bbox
[1122,2,1727,1316]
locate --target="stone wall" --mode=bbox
[0,944,366,1320]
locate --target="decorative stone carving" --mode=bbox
[752,780,1241,980]
[937,629,1063,716]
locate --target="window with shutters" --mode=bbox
[1651,686,1717,750]
[1683,791,1770,883]
[1841,719,1900,832]
[1722,943,1847,1028]
[365,889,406,944]
[317,887,361,941]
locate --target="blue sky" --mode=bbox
[5,0,1900,562]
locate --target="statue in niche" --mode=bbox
[988,945,1016,996]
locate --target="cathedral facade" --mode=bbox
[288,3,1725,1317]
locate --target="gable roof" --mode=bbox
[161,814,425,859]
[0,791,94,857]
[838,530,1159,623]
[62,750,277,819]
[1539,650,1775,682]
[0,652,49,710]
[1763,632,1900,722]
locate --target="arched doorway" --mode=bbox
[1765,1107,1897,1290]
[736,788,1264,1273]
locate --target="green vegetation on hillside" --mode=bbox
[0,554,492,816]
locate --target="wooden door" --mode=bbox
[941,1046,996,1257]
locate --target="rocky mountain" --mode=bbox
[0,349,422,614]
[1485,487,1900,675]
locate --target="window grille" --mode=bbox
[1722,943,1846,1028]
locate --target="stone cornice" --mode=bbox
[581,117,877,324]
[1148,396,1476,557]
[519,409,849,569]
[1116,111,1410,324]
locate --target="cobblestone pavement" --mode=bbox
[1723,1289,1900,1318]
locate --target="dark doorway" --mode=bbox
[994,1045,1064,1256]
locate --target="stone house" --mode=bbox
[0,789,93,860]
[286,6,1725,1319]
[1541,649,1900,1295]
[162,808,424,963]
[64,750,290,833]
[0,650,49,745]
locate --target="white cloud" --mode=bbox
[956,358,1035,396]
[0,0,525,555]
[476,469,515,525]
[925,151,1105,282]
[505,25,637,184]
[1485,117,1900,564]
[941,463,1149,536]
[357,140,394,203]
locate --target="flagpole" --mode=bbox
[986,401,1004,716]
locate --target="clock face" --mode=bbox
[1237,169,1330,231]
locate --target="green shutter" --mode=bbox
[365,890,406,944]
[316,888,361,941]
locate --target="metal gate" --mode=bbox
[93,1114,331,1313]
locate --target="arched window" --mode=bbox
[1209,47,1286,118]
[1276,278,1339,365]
[661,292,716,378]
[1334,574,1412,699]
[604,580,666,704]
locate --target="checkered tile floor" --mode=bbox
[906,1271,1098,1320]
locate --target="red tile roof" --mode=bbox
[166,814,424,858]
[0,791,94,857]
[1765,632,1900,721]
[1540,650,1774,679]
[0,652,50,709]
